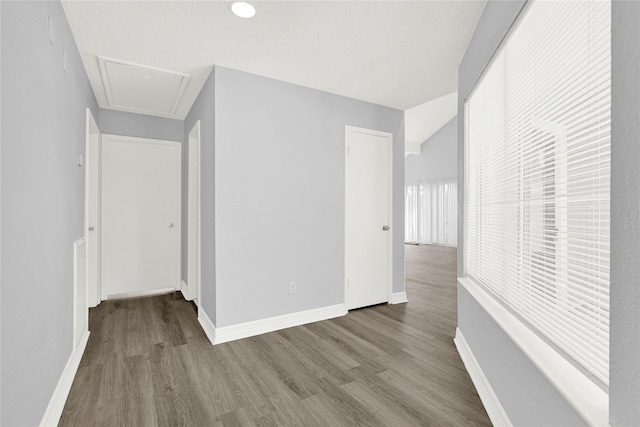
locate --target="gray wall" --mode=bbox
[456,1,587,425]
[0,2,98,425]
[184,68,216,319]
[458,286,584,426]
[214,66,404,327]
[458,1,640,425]
[98,109,183,142]
[610,1,640,424]
[405,116,457,185]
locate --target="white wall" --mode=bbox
[213,66,405,327]
[1,2,98,425]
[405,116,457,184]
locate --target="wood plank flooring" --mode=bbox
[60,244,490,426]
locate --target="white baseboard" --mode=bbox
[198,307,217,346]
[179,280,190,301]
[215,303,347,344]
[201,303,347,345]
[389,291,408,304]
[40,331,90,427]
[108,287,175,300]
[454,328,512,427]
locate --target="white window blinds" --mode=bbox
[465,0,610,389]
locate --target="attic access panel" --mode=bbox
[99,57,190,116]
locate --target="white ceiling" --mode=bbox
[405,91,458,155]
[61,0,486,120]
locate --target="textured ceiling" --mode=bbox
[61,0,486,119]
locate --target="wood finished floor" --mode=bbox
[60,244,490,426]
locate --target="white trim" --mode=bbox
[73,238,88,349]
[198,308,217,346]
[206,304,347,345]
[98,56,190,118]
[458,277,609,426]
[179,280,189,301]
[454,328,512,427]
[85,108,102,306]
[40,331,90,427]
[389,291,408,304]
[101,133,182,146]
[107,287,175,300]
[215,303,346,344]
[187,121,201,306]
[344,125,394,310]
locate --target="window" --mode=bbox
[465,0,610,389]
[405,178,457,246]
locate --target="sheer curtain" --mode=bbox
[405,177,457,246]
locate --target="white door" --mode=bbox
[345,126,392,310]
[101,134,181,296]
[85,108,102,307]
[187,121,201,304]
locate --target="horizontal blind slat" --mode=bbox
[465,0,611,390]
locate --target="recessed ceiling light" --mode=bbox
[231,2,256,19]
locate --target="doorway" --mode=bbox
[100,134,182,296]
[344,125,393,310]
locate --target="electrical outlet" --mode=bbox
[289,282,296,295]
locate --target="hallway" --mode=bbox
[60,244,490,426]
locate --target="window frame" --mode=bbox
[459,0,610,423]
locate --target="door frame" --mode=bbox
[100,134,182,297]
[344,125,394,309]
[85,108,102,306]
[73,237,88,348]
[187,121,201,307]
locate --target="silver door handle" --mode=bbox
[88,227,95,231]
[169,223,174,228]
[382,225,389,231]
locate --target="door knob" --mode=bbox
[382,225,389,231]
[88,227,95,231]
[169,223,174,228]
